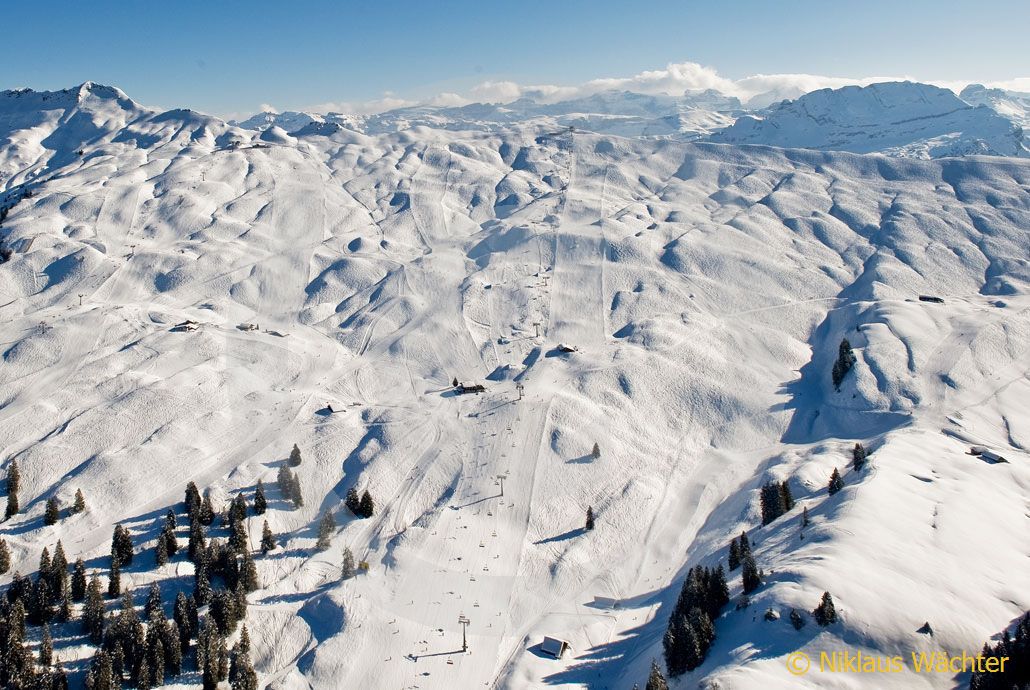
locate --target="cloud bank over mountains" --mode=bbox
[282,60,1030,117]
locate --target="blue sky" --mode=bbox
[5,0,1028,117]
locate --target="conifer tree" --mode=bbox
[645,658,669,690]
[144,583,162,620]
[39,625,54,666]
[39,545,52,575]
[9,570,31,604]
[51,540,69,595]
[210,591,233,635]
[260,520,276,555]
[230,644,259,690]
[253,481,267,515]
[4,488,18,519]
[712,565,730,610]
[738,531,751,558]
[30,577,54,625]
[831,338,857,390]
[852,442,867,470]
[345,487,360,515]
[107,561,121,599]
[688,607,715,655]
[161,617,183,677]
[316,512,336,551]
[288,444,302,467]
[87,649,117,690]
[52,659,69,690]
[57,591,73,622]
[135,654,151,690]
[358,490,374,518]
[194,564,212,606]
[585,506,595,530]
[802,506,810,528]
[779,481,794,512]
[591,442,601,459]
[760,481,783,525]
[229,516,248,554]
[239,624,251,655]
[229,494,248,523]
[277,466,294,503]
[199,491,215,526]
[45,497,60,525]
[73,488,87,514]
[173,593,196,656]
[10,597,28,638]
[155,534,169,567]
[72,558,88,600]
[741,554,761,594]
[159,519,178,560]
[111,524,134,567]
[6,458,20,495]
[83,574,105,643]
[239,550,259,592]
[290,475,304,508]
[728,537,740,571]
[828,468,844,496]
[233,583,248,626]
[0,537,9,574]
[813,591,838,626]
[341,547,356,580]
[147,624,168,684]
[185,481,202,518]
[188,520,207,562]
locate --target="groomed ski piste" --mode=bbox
[0,83,1028,689]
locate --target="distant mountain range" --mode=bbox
[2,80,1026,172]
[225,81,1028,160]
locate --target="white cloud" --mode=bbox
[426,92,469,107]
[469,81,524,103]
[455,63,923,107]
[306,95,414,116]
[294,61,1030,116]
[985,77,1030,92]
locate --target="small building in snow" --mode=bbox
[455,383,486,395]
[540,636,570,659]
[980,449,1008,463]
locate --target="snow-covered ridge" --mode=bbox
[712,81,1028,158]
[0,81,1028,689]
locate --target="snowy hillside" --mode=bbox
[0,83,1028,690]
[712,82,1028,159]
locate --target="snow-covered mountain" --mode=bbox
[959,83,1030,126]
[713,81,1028,158]
[0,83,1028,690]
[229,110,324,133]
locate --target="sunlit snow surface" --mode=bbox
[0,83,1028,689]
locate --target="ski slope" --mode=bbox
[0,84,1028,689]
